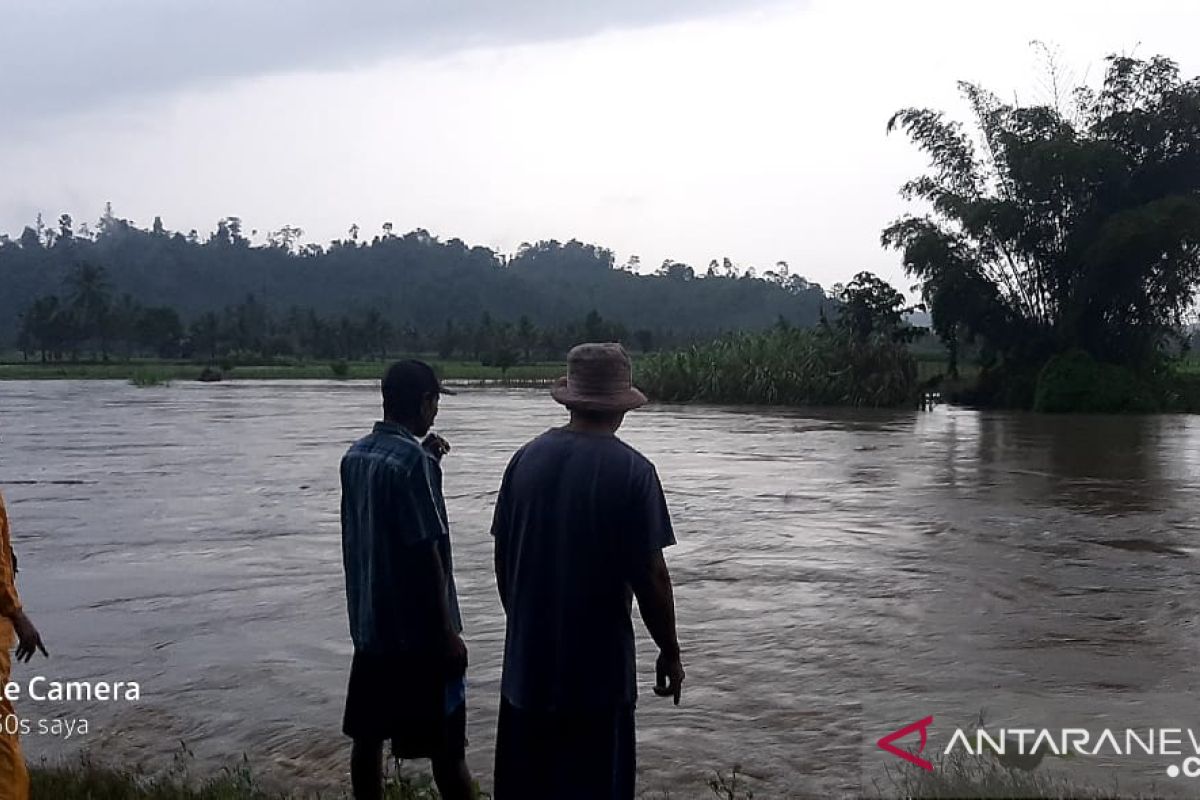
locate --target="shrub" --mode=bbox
[130,368,173,388]
[880,746,1139,799]
[950,362,1040,409]
[1033,350,1159,413]
[637,327,919,408]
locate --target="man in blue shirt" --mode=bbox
[491,343,685,799]
[341,360,472,800]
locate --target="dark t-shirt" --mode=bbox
[491,427,675,712]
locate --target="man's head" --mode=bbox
[551,343,646,432]
[381,360,454,436]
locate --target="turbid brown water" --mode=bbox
[3,380,1200,797]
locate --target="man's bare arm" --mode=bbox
[630,548,684,704]
[494,535,509,612]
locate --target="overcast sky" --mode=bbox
[2,0,1198,290]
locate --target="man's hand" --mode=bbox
[653,647,684,705]
[422,433,451,461]
[444,632,468,678]
[12,610,48,663]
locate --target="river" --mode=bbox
[2,379,1200,798]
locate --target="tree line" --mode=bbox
[1,206,830,358]
[14,261,676,366]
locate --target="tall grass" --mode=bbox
[129,368,174,387]
[877,747,1154,799]
[637,328,919,408]
[30,751,461,799]
[30,754,769,799]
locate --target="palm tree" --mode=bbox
[21,296,61,362]
[190,312,221,364]
[516,315,537,362]
[65,262,113,360]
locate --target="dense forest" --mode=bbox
[0,207,830,362]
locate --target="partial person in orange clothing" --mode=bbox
[0,491,49,800]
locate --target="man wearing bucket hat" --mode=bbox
[490,343,684,799]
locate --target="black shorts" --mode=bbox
[342,650,466,761]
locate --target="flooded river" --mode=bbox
[3,380,1200,797]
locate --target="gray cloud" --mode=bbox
[2,0,783,121]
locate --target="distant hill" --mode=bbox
[0,214,829,344]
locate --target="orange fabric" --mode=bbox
[0,495,21,619]
[0,492,29,800]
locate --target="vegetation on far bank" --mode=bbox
[639,273,923,408]
[638,327,917,408]
[885,49,1200,413]
[1,213,828,364]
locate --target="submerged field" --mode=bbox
[6,382,1200,797]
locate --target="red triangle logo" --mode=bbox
[877,716,935,771]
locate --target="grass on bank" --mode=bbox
[31,754,1157,800]
[29,759,755,800]
[878,747,1157,800]
[0,359,565,384]
[31,754,450,800]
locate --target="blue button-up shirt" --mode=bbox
[341,421,464,710]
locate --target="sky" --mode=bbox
[2,0,1199,291]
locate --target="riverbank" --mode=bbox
[29,757,1137,800]
[0,359,564,383]
[30,759,443,799]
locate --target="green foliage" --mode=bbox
[329,359,350,379]
[1033,349,1160,412]
[129,368,173,388]
[14,281,782,367]
[66,262,114,359]
[879,745,1143,799]
[832,271,923,344]
[708,766,755,799]
[638,327,918,408]
[1166,368,1200,412]
[884,51,1200,392]
[949,362,1041,410]
[485,348,519,375]
[1,217,828,355]
[640,272,920,407]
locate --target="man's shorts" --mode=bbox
[342,650,466,760]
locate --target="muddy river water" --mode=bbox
[3,379,1200,797]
